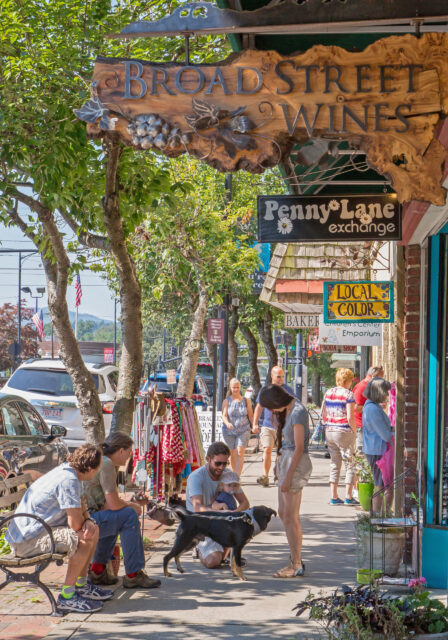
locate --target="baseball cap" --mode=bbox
[220,470,240,485]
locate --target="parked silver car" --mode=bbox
[0,393,68,483]
[2,359,118,450]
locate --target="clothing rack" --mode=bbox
[132,394,205,503]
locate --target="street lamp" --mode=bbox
[21,286,46,312]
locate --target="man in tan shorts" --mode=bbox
[5,444,113,614]
[252,366,295,487]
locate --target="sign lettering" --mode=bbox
[77,34,448,205]
[284,314,320,328]
[207,319,225,344]
[323,282,393,324]
[258,195,401,242]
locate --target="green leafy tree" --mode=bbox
[0,1,219,439]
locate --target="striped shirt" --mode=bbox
[323,386,355,431]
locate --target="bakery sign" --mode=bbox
[323,281,394,323]
[75,32,448,205]
[257,194,400,243]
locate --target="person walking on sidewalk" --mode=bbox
[253,366,295,487]
[353,366,384,452]
[84,432,161,589]
[5,444,113,613]
[222,378,253,476]
[322,368,358,506]
[259,384,312,578]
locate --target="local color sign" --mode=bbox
[323,281,393,323]
[257,195,401,243]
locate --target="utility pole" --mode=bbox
[17,251,21,363]
[295,331,303,400]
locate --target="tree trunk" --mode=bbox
[9,197,104,444]
[256,308,277,377]
[227,306,239,381]
[240,323,261,401]
[177,279,208,397]
[102,137,142,435]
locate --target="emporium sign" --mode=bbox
[257,195,401,243]
[323,281,394,323]
[76,34,448,205]
[318,317,382,346]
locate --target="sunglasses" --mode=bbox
[213,461,228,467]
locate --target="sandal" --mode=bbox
[273,562,305,578]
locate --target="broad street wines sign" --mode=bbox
[257,195,401,243]
[323,281,394,323]
[77,33,448,205]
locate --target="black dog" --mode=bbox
[163,505,276,580]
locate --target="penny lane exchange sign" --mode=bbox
[75,33,448,205]
[257,194,401,243]
[323,281,394,323]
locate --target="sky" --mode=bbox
[0,214,117,322]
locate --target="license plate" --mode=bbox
[42,408,63,419]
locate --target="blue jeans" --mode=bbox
[90,507,144,574]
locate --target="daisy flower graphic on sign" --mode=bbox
[360,213,373,224]
[329,199,340,211]
[277,218,293,234]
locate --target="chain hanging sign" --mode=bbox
[323,281,394,323]
[258,194,401,242]
[75,33,448,205]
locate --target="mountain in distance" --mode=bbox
[41,307,114,327]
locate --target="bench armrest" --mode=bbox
[0,512,57,555]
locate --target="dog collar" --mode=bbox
[244,508,261,536]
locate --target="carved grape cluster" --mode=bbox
[126,114,192,151]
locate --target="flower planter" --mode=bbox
[357,530,404,576]
[358,481,374,511]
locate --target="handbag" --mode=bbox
[376,436,395,486]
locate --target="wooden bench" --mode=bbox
[0,474,66,617]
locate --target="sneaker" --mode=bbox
[57,592,103,613]
[257,475,269,487]
[76,583,114,601]
[330,498,344,505]
[88,568,119,586]
[122,570,161,589]
[345,498,360,506]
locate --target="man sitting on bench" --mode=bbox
[5,444,113,613]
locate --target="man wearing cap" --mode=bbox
[252,366,295,487]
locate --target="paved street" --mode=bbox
[36,445,359,640]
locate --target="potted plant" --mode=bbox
[294,582,448,639]
[354,453,374,511]
[355,513,404,576]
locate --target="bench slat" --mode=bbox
[0,488,27,509]
[0,474,32,491]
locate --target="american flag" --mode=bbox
[32,309,45,340]
[75,274,82,307]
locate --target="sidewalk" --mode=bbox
[0,499,171,640]
[1,447,360,640]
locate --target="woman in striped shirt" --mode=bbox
[322,368,358,506]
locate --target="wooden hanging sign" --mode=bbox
[76,33,448,204]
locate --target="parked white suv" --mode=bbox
[2,359,118,450]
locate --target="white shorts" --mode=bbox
[197,537,224,559]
